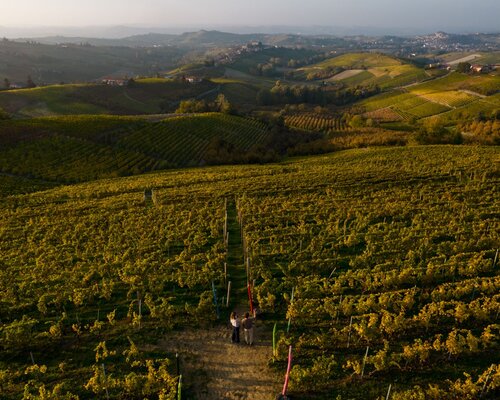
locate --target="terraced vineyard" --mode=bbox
[1,146,498,399]
[0,113,270,182]
[285,114,348,133]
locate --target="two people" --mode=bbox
[230,311,254,345]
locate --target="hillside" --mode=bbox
[361,71,500,123]
[0,146,498,399]
[0,113,270,183]
[0,79,218,117]
[297,52,429,89]
[0,39,185,84]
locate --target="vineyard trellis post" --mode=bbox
[226,281,231,308]
[273,322,277,357]
[385,384,392,400]
[347,316,353,348]
[336,295,343,324]
[287,287,295,333]
[361,346,369,379]
[101,363,110,400]
[212,280,220,319]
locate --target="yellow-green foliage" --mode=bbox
[1,146,499,399]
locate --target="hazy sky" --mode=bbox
[2,0,499,32]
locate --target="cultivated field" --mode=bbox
[1,146,498,399]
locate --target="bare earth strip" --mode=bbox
[158,321,281,400]
[329,69,364,81]
[447,54,482,66]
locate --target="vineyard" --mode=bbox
[297,53,428,90]
[361,92,452,121]
[0,146,499,399]
[0,79,217,117]
[361,72,500,123]
[285,114,348,133]
[235,146,499,398]
[0,113,270,182]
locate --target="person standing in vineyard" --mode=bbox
[242,312,255,345]
[230,312,240,344]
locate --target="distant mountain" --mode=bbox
[18,30,350,48]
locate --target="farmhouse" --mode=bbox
[471,64,491,73]
[185,76,203,84]
[9,82,26,89]
[101,78,128,86]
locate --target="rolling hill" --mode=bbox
[0,79,217,117]
[0,146,498,399]
[0,113,270,184]
[297,52,429,89]
[0,39,185,84]
[361,71,500,123]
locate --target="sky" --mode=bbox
[1,0,499,34]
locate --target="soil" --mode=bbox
[158,308,281,400]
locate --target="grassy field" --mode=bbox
[0,146,498,399]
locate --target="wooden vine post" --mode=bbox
[226,281,231,308]
[212,281,220,319]
[273,322,278,357]
[287,287,295,333]
[361,346,369,379]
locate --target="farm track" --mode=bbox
[158,199,280,400]
[159,325,279,400]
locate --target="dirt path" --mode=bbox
[159,317,280,400]
[158,199,281,399]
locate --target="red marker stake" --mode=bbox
[282,345,293,396]
[247,283,254,314]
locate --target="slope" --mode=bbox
[297,52,428,89]
[0,79,217,117]
[0,146,498,399]
[0,113,270,184]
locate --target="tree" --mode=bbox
[26,76,36,88]
[256,89,272,106]
[215,94,233,114]
[456,62,471,74]
[349,115,365,128]
[3,78,9,89]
